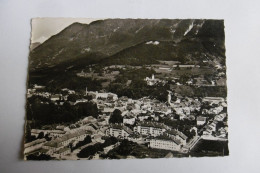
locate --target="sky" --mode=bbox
[31,18,103,43]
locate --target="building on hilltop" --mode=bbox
[144,74,160,86]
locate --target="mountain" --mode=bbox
[29,19,224,70]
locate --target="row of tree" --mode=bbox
[26,95,99,128]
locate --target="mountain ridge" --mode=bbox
[29,19,225,70]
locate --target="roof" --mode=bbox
[51,94,60,99]
[49,130,66,134]
[56,147,70,154]
[124,112,135,119]
[166,129,178,136]
[110,124,133,135]
[153,134,182,145]
[44,129,86,148]
[44,140,62,148]
[122,126,133,135]
[93,134,102,139]
[24,138,46,148]
[56,125,65,130]
[31,129,42,134]
[38,148,49,154]
[177,131,188,140]
[166,129,188,140]
[137,122,167,129]
[197,116,206,121]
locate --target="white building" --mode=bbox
[106,124,133,139]
[123,112,136,125]
[86,90,118,101]
[202,97,225,105]
[149,135,181,151]
[197,116,207,126]
[134,122,168,137]
[50,94,61,101]
[144,74,161,86]
[123,117,135,125]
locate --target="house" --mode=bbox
[128,133,142,142]
[56,125,65,131]
[123,117,135,125]
[202,97,224,105]
[106,124,133,139]
[137,115,149,121]
[49,130,66,138]
[123,112,136,125]
[103,107,115,113]
[208,122,217,131]
[87,91,118,100]
[51,94,61,101]
[31,129,47,137]
[218,127,227,138]
[149,135,181,151]
[42,140,63,155]
[172,64,199,68]
[33,84,46,89]
[144,74,161,86]
[27,88,36,95]
[197,116,207,126]
[175,131,188,145]
[214,113,226,121]
[61,88,75,94]
[203,129,212,135]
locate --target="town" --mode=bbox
[25,73,228,160]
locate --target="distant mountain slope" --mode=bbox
[100,38,225,66]
[29,19,224,70]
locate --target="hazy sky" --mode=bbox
[31,18,103,43]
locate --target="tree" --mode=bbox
[109,109,123,124]
[44,134,52,141]
[72,135,92,150]
[115,140,133,156]
[76,102,99,118]
[174,114,180,120]
[37,132,44,139]
[216,121,225,131]
[84,94,93,101]
[190,129,196,137]
[67,94,80,102]
[26,153,52,160]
